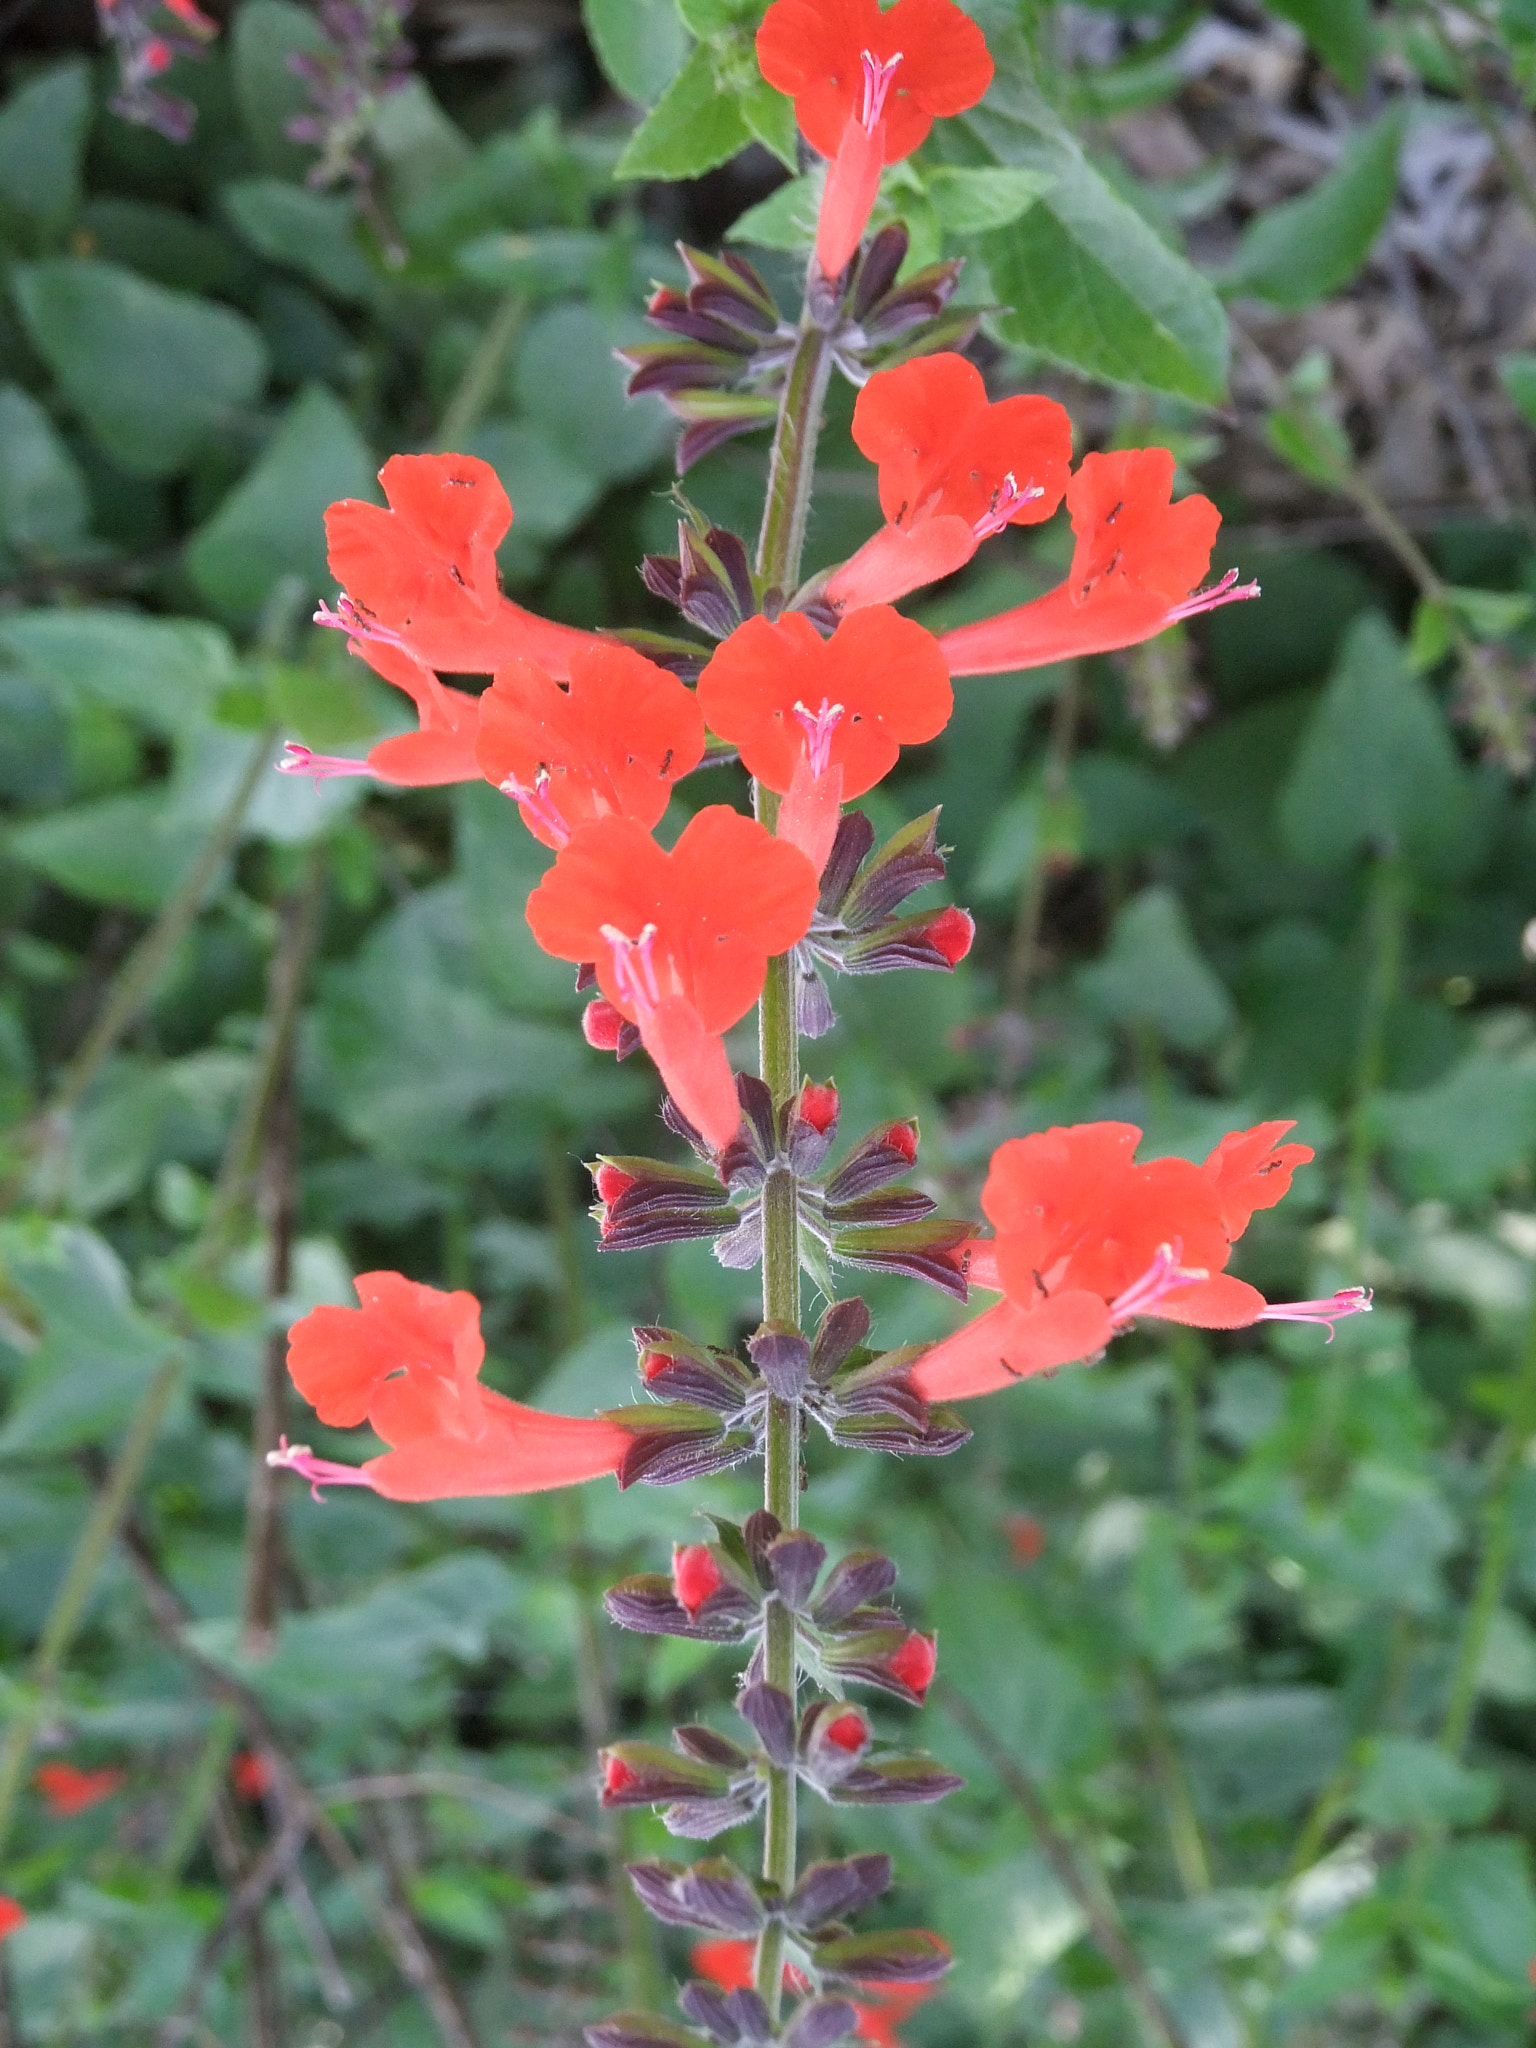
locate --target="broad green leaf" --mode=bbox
[1444,584,1534,638]
[514,303,672,486]
[13,259,268,479]
[186,383,376,621]
[738,75,799,170]
[221,179,376,304]
[1078,885,1235,1051]
[1375,1049,1536,1202]
[1172,1687,1345,1822]
[1226,106,1405,310]
[728,170,820,252]
[1278,614,1476,874]
[962,79,1228,402]
[1475,1606,1536,1705]
[78,196,250,298]
[232,0,328,180]
[455,228,610,297]
[1352,1737,1497,1829]
[1265,400,1351,486]
[0,609,236,735]
[1266,0,1372,92]
[372,79,474,220]
[1502,350,1536,429]
[464,418,601,548]
[1421,1838,1536,1986]
[0,59,90,246]
[8,788,206,911]
[584,0,690,106]
[615,43,753,182]
[927,164,1053,235]
[0,384,90,561]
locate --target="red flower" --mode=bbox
[0,1898,23,1943]
[693,1937,945,2046]
[697,609,950,871]
[279,636,482,788]
[34,1763,126,1817]
[525,809,819,1149]
[324,453,603,677]
[938,449,1258,676]
[162,0,219,30]
[232,1751,272,1801]
[912,1120,1370,1402]
[758,0,993,277]
[475,643,706,849]
[672,1544,725,1616]
[279,1272,633,1501]
[827,355,1072,612]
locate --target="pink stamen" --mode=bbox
[1110,1242,1209,1326]
[792,697,845,779]
[601,922,662,1013]
[314,595,411,653]
[1164,569,1261,627]
[266,1437,376,1501]
[972,472,1045,542]
[277,742,374,784]
[1257,1287,1373,1339]
[858,48,902,130]
[500,767,570,846]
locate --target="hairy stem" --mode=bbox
[755,311,833,591]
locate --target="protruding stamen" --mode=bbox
[601,922,662,1013]
[792,697,845,779]
[499,767,569,846]
[858,48,903,130]
[314,594,410,651]
[277,742,374,784]
[1110,1242,1208,1326]
[1258,1287,1373,1339]
[972,472,1045,542]
[1164,569,1262,626]
[266,1437,376,1501]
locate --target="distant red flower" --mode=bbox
[277,1273,633,1501]
[525,808,819,1149]
[938,449,1258,676]
[0,1898,23,1943]
[323,453,603,677]
[693,1936,946,2045]
[34,1762,126,1817]
[696,608,950,871]
[475,643,706,849]
[758,0,993,277]
[827,355,1073,612]
[232,1751,272,1801]
[1004,1512,1045,1565]
[161,0,219,29]
[912,1121,1370,1402]
[278,636,482,788]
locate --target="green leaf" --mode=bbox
[738,75,799,171]
[1375,1049,1536,1202]
[1352,1737,1498,1828]
[514,303,671,486]
[0,383,90,561]
[1077,885,1235,1051]
[927,164,1053,236]
[186,383,377,622]
[1421,1838,1536,1987]
[373,79,475,220]
[1501,350,1536,430]
[0,609,237,736]
[1171,1687,1345,1822]
[963,80,1228,402]
[1278,613,1475,874]
[1265,0,1372,92]
[1226,106,1405,310]
[9,789,206,911]
[231,0,328,180]
[1264,400,1351,486]
[221,179,377,304]
[13,259,268,479]
[727,170,820,252]
[583,0,690,106]
[614,43,753,182]
[1443,584,1534,639]
[0,59,90,246]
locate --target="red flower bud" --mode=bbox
[639,1348,670,1383]
[603,1754,642,1795]
[887,1633,937,1703]
[583,999,626,1051]
[880,1119,918,1164]
[1005,1513,1045,1566]
[593,1162,637,1205]
[232,1751,271,1800]
[798,1080,840,1134]
[672,1543,724,1617]
[925,906,974,966]
[826,1711,870,1754]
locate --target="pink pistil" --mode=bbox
[1164,569,1261,627]
[277,742,374,784]
[500,768,570,846]
[314,595,411,653]
[972,472,1045,542]
[792,697,845,779]
[858,48,902,130]
[602,922,663,1014]
[1110,1242,1208,1326]
[1257,1287,1373,1339]
[266,1437,376,1501]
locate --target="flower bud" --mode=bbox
[799,1702,872,1791]
[594,1162,637,1205]
[924,905,974,966]
[798,1081,840,1134]
[583,999,637,1056]
[785,1854,893,1933]
[626,1857,765,1935]
[673,1544,724,1618]
[887,1631,938,1704]
[600,1742,734,1810]
[747,1324,811,1401]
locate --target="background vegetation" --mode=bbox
[2,1,1536,2043]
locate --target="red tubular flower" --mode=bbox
[938,449,1259,676]
[697,609,951,873]
[279,635,482,788]
[827,355,1073,612]
[0,1898,23,1943]
[757,0,993,278]
[324,453,604,677]
[34,1763,126,1817]
[693,1938,944,2045]
[914,1120,1370,1403]
[525,808,819,1150]
[474,643,706,849]
[280,1272,633,1501]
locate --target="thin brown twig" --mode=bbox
[937,1682,1193,2048]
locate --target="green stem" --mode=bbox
[436,290,525,449]
[0,1355,182,1860]
[755,315,833,592]
[1344,854,1405,1266]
